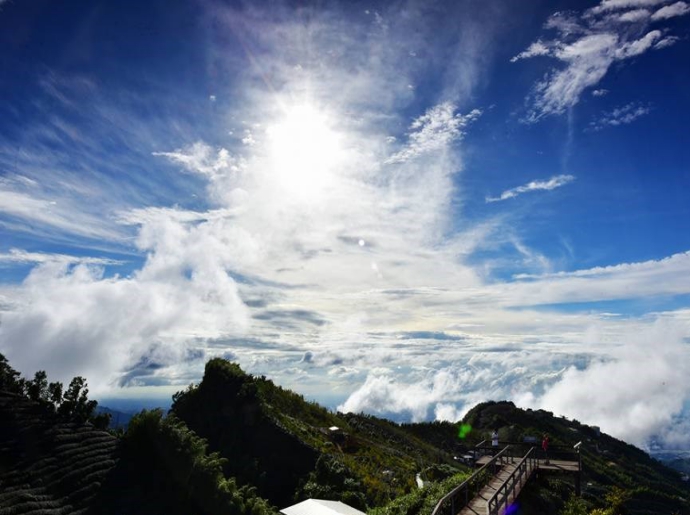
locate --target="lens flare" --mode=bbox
[458,423,472,439]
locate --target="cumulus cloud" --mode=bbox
[339,368,473,421]
[336,312,690,446]
[0,216,250,392]
[535,319,690,447]
[486,174,575,203]
[513,0,684,121]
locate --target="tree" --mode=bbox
[48,381,63,407]
[58,376,98,423]
[27,370,49,402]
[91,411,112,430]
[0,352,25,394]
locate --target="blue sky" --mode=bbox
[1,0,690,449]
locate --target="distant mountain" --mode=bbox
[654,453,690,478]
[2,356,689,515]
[95,405,133,428]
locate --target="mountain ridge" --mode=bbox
[1,355,689,515]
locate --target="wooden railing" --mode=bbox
[431,446,514,515]
[474,441,580,465]
[487,447,538,515]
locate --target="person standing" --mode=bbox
[542,433,550,464]
[491,429,499,452]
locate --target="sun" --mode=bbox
[266,104,343,201]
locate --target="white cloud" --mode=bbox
[116,206,236,226]
[589,102,651,130]
[653,35,680,48]
[336,311,690,446]
[514,1,683,120]
[2,1,689,452]
[0,188,124,242]
[502,250,690,306]
[618,8,652,22]
[385,104,481,164]
[592,88,610,96]
[338,368,475,422]
[614,29,662,58]
[510,40,552,62]
[153,142,246,206]
[651,1,690,19]
[0,216,250,393]
[0,249,124,266]
[535,319,690,447]
[588,0,671,15]
[486,174,575,203]
[1,3,494,394]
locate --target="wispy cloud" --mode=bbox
[0,188,125,242]
[1,0,689,451]
[486,174,575,203]
[0,71,208,249]
[651,1,690,19]
[385,104,481,164]
[588,0,669,15]
[512,0,686,121]
[0,2,494,394]
[0,249,124,266]
[588,102,651,130]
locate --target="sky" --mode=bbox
[1,0,689,449]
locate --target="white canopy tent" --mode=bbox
[280,499,366,515]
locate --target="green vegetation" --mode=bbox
[171,358,464,508]
[368,471,471,515]
[297,455,368,510]
[452,401,690,515]
[1,356,689,515]
[102,408,276,515]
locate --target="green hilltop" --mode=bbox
[1,354,688,515]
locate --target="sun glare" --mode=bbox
[267,104,343,201]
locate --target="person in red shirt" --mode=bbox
[542,433,550,464]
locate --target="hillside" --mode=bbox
[451,401,690,514]
[0,391,118,515]
[170,358,467,508]
[1,355,689,515]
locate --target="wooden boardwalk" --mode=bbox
[431,444,581,515]
[458,461,526,515]
[461,452,579,515]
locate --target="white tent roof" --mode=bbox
[281,499,366,515]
